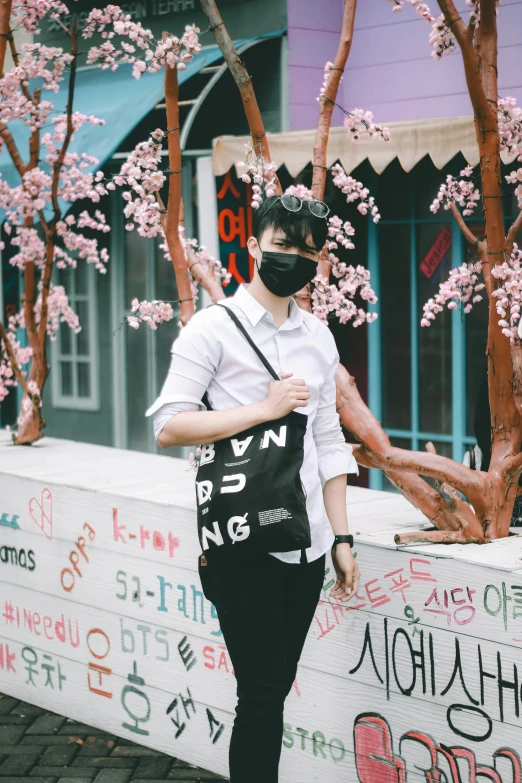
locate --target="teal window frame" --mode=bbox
[366,164,518,491]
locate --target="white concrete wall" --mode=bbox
[1,432,522,781]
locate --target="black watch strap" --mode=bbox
[333,534,354,549]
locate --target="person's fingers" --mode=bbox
[352,568,361,596]
[279,371,294,379]
[342,575,361,602]
[330,568,360,603]
[329,577,343,598]
[286,378,307,387]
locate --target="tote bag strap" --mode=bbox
[215,303,280,381]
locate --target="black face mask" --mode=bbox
[257,251,318,298]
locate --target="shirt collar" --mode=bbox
[232,285,310,331]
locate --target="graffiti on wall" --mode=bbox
[354,712,520,783]
[4,473,522,782]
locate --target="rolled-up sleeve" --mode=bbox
[313,352,359,487]
[145,310,221,441]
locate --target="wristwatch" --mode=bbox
[333,534,354,549]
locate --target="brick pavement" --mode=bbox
[0,693,227,783]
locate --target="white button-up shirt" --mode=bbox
[146,284,358,564]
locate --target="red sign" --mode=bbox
[420,226,452,279]
[216,170,254,293]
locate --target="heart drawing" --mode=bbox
[29,488,53,540]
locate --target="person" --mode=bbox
[146,193,360,783]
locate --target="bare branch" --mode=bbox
[359,443,482,502]
[395,528,486,545]
[0,125,26,176]
[480,0,498,37]
[335,363,486,515]
[162,51,196,326]
[449,201,480,245]
[354,444,462,531]
[312,0,357,200]
[200,0,281,192]
[437,0,493,123]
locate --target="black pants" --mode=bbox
[209,552,326,783]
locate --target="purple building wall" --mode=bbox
[288,0,522,130]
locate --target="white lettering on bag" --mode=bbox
[199,444,215,465]
[231,436,254,457]
[260,426,287,449]
[220,474,246,494]
[227,514,250,544]
[196,480,213,505]
[200,521,224,550]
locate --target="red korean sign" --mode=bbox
[420,226,452,279]
[216,170,254,295]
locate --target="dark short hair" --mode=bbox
[253,196,328,253]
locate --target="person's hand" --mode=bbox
[330,544,360,602]
[260,371,310,420]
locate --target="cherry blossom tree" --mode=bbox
[4,0,521,548]
[0,1,226,443]
[195,0,522,545]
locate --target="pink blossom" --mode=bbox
[237,153,278,208]
[317,61,341,101]
[430,167,481,216]
[331,163,381,222]
[343,109,390,144]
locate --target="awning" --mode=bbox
[213,115,517,177]
[0,29,284,196]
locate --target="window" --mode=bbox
[368,156,483,490]
[51,263,100,410]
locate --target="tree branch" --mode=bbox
[163,53,195,325]
[38,57,61,345]
[8,31,34,105]
[37,235,54,348]
[437,0,493,123]
[156,191,225,305]
[506,210,522,258]
[200,0,281,192]
[0,125,26,176]
[50,24,77,221]
[354,444,463,531]
[311,0,357,200]
[449,201,480,245]
[501,450,522,482]
[395,528,486,545]
[29,88,40,170]
[335,363,486,516]
[0,320,31,397]
[185,245,225,303]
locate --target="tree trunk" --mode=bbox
[12,357,48,445]
[201,0,282,193]
[163,48,196,326]
[0,0,12,78]
[312,0,357,199]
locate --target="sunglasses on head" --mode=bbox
[263,193,330,220]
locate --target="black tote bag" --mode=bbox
[195,304,311,563]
